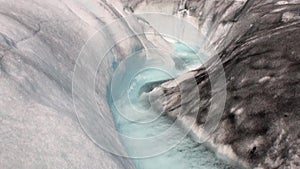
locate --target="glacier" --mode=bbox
[0,0,223,168]
[1,0,300,169]
[127,0,300,168]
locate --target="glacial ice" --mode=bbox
[108,38,232,168]
[0,0,252,168]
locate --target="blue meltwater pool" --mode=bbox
[107,42,232,169]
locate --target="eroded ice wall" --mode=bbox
[137,0,300,168]
[0,0,152,168]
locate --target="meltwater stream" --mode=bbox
[108,42,232,169]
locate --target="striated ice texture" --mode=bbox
[0,0,220,168]
[2,0,299,169]
[108,41,232,169]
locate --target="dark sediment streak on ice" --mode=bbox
[123,0,300,168]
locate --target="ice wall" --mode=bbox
[0,0,186,168]
[0,0,146,168]
[129,0,300,168]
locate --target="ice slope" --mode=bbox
[0,0,144,168]
[126,0,300,168]
[0,0,191,168]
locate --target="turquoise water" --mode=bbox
[108,42,231,169]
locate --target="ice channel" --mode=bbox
[107,41,232,169]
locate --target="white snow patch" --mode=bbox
[259,76,271,83]
[235,108,244,116]
[282,11,300,22]
[276,1,289,5]
[230,106,238,113]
